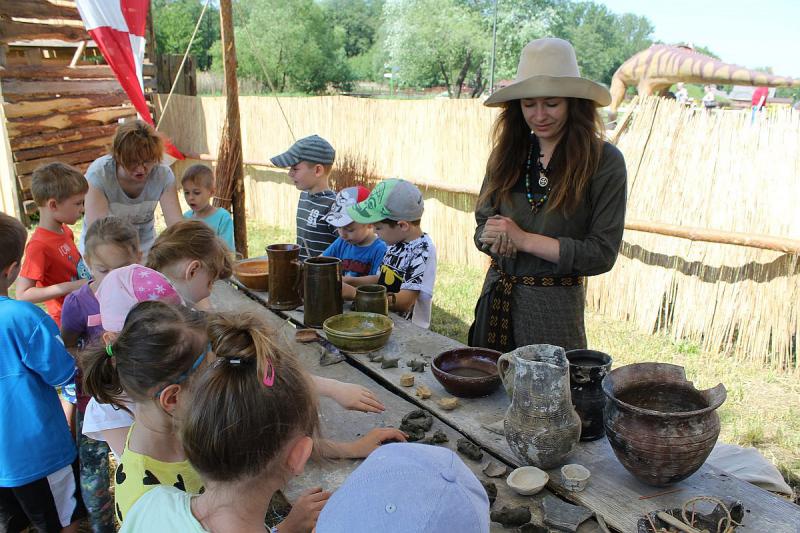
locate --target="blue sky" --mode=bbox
[597,0,800,78]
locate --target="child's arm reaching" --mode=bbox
[276,487,331,533]
[312,376,385,413]
[389,288,419,314]
[15,276,88,304]
[318,428,407,459]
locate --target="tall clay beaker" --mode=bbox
[266,244,302,310]
[303,256,343,327]
[498,344,581,469]
[566,349,613,441]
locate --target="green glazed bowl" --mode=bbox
[323,312,393,353]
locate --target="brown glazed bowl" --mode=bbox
[432,348,503,398]
[323,312,393,353]
[234,258,269,291]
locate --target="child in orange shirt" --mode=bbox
[16,162,92,427]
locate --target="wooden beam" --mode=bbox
[0,79,122,98]
[9,123,118,151]
[625,219,800,254]
[217,0,247,257]
[13,135,110,162]
[0,20,89,44]
[6,106,135,137]
[3,92,128,118]
[15,146,106,175]
[18,160,91,193]
[0,64,156,79]
[0,0,81,20]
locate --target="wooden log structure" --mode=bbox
[0,0,164,217]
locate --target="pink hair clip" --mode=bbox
[263,361,275,387]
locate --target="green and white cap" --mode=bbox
[347,178,424,223]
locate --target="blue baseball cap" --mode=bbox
[316,443,489,533]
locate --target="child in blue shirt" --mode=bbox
[322,186,387,280]
[0,212,86,532]
[181,164,235,250]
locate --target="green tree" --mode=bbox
[321,0,384,58]
[152,0,220,70]
[383,0,489,97]
[211,0,352,93]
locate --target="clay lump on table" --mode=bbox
[399,373,415,387]
[490,506,532,528]
[381,356,400,369]
[456,438,483,461]
[415,385,432,399]
[399,409,433,442]
[407,358,427,372]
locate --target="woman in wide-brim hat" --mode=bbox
[468,38,627,352]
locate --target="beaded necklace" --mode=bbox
[524,137,552,214]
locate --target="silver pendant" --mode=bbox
[538,175,548,187]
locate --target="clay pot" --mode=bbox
[266,244,303,310]
[566,349,612,441]
[354,284,388,315]
[432,348,502,398]
[303,256,343,328]
[602,363,726,486]
[498,344,581,469]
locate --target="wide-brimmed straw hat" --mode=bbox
[484,38,611,107]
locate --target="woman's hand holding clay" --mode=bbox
[277,487,331,533]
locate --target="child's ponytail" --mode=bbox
[181,312,319,482]
[80,339,127,411]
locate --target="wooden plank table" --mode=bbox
[217,281,800,532]
[209,282,557,532]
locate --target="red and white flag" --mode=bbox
[76,0,183,161]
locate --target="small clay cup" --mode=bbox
[560,464,591,492]
[432,348,502,398]
[506,467,549,496]
[354,284,388,315]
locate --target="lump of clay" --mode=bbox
[415,385,432,399]
[381,357,400,369]
[457,438,483,461]
[407,359,428,372]
[482,460,508,478]
[481,480,497,506]
[437,397,459,411]
[399,409,433,442]
[421,430,449,445]
[399,373,415,387]
[490,506,531,528]
[368,353,383,363]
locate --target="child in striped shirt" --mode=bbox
[270,135,338,261]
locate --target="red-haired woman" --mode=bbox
[469,38,627,352]
[81,120,182,256]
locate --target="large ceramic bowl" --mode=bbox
[322,312,393,353]
[432,348,502,398]
[234,257,269,291]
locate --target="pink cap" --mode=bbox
[96,264,184,332]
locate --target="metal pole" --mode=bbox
[489,0,498,94]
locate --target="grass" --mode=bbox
[246,221,799,500]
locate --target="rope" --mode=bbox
[155,0,211,130]
[231,1,296,141]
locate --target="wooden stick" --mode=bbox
[626,218,800,254]
[638,487,684,500]
[656,511,704,533]
[217,0,247,258]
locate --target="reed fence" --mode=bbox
[157,94,800,371]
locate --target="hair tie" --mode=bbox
[263,361,275,388]
[105,344,114,358]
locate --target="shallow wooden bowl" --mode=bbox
[432,348,502,398]
[234,258,269,292]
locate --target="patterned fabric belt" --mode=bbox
[486,261,584,352]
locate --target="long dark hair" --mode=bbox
[479,98,604,214]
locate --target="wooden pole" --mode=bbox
[217,0,247,258]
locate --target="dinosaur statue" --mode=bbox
[610,44,800,114]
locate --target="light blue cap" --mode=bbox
[316,443,489,533]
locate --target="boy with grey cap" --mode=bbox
[316,443,489,533]
[270,134,338,261]
[342,178,437,329]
